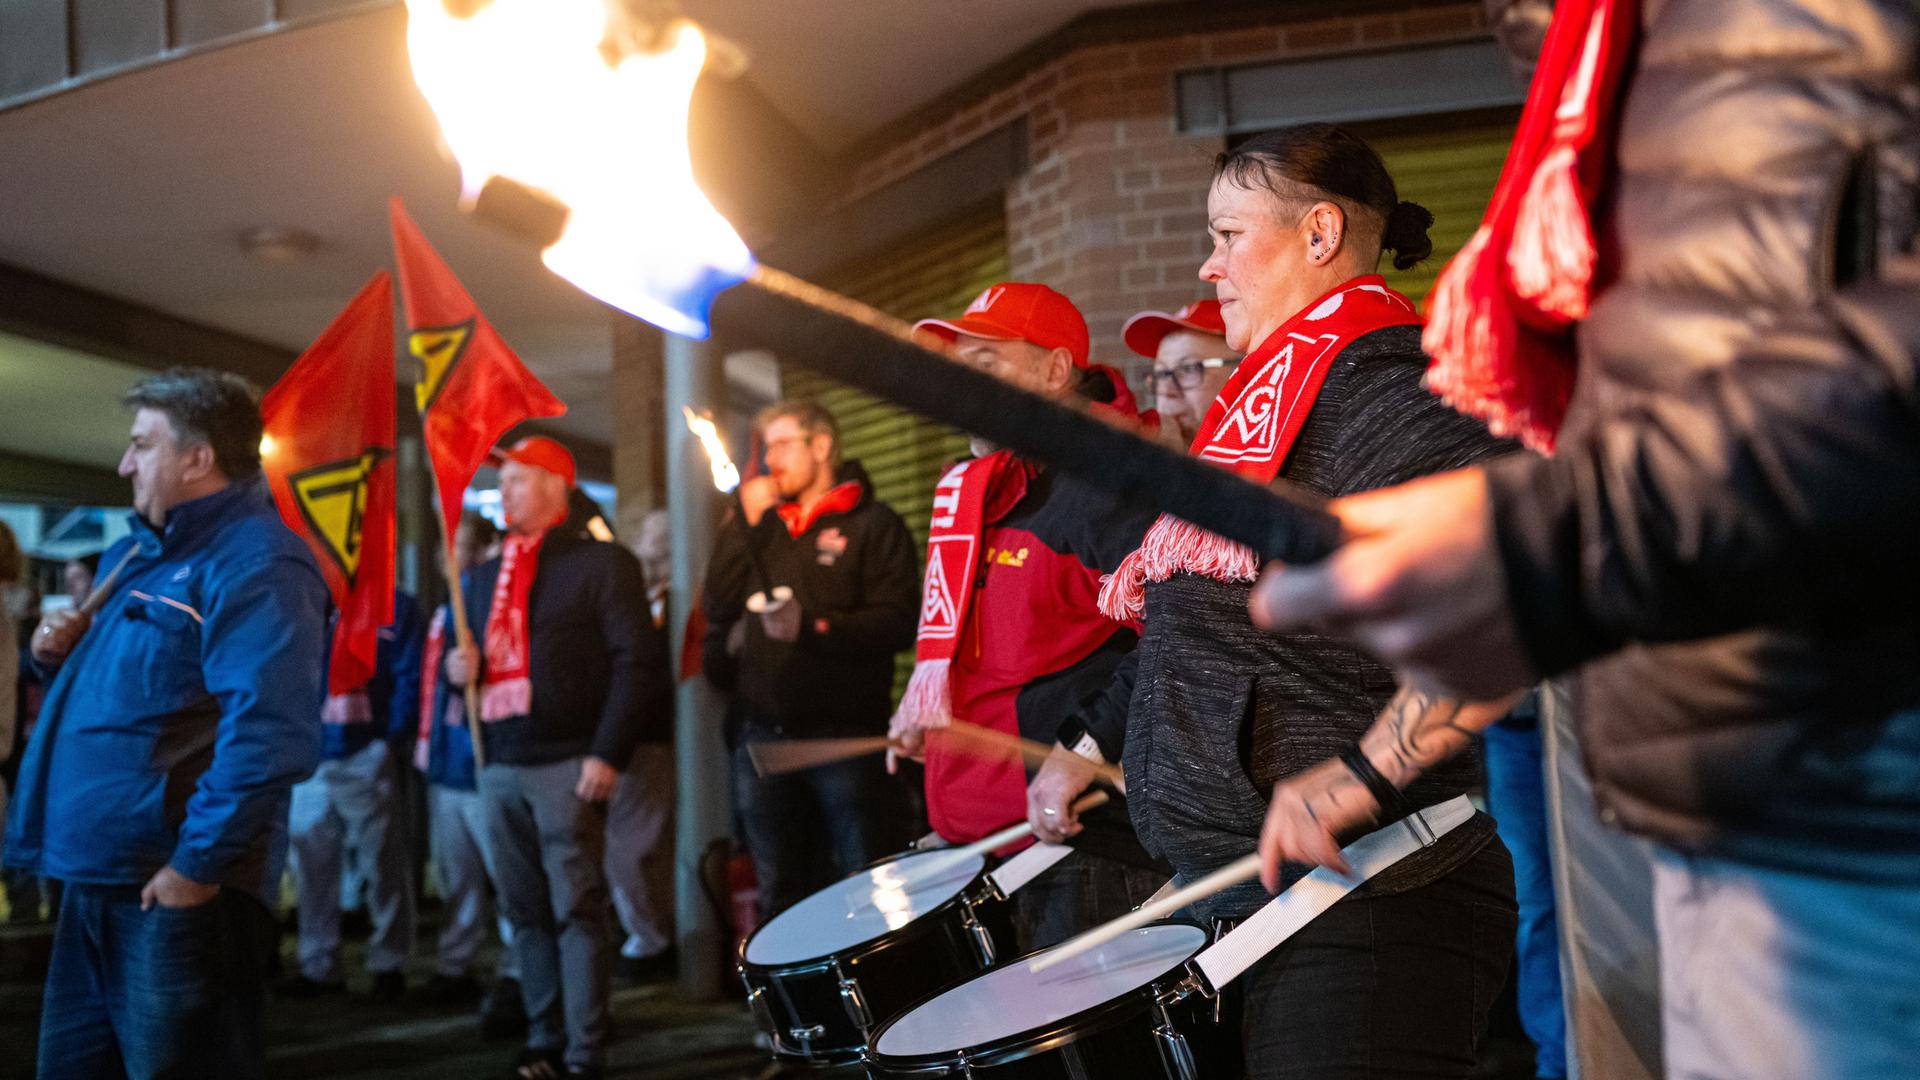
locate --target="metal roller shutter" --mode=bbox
[779,205,1009,696]
[1365,113,1517,307]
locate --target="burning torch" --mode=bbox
[399,0,1345,567]
[681,405,791,617]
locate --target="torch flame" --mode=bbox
[682,406,740,494]
[403,0,755,337]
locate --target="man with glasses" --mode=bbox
[701,401,920,918]
[1127,300,1239,448]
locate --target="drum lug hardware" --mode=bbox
[1151,996,1200,1080]
[788,1023,826,1050]
[834,959,874,1033]
[960,899,998,966]
[744,984,778,1042]
[1156,973,1203,1007]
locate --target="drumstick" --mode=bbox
[747,723,1126,790]
[1030,853,1259,973]
[884,790,1113,898]
[747,736,892,776]
[947,789,1112,860]
[934,722,1127,790]
[78,546,139,616]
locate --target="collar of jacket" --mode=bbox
[777,477,864,538]
[129,474,267,556]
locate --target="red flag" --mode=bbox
[262,273,398,694]
[389,198,566,538]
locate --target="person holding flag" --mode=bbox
[5,367,329,1079]
[445,438,668,1080]
[391,201,612,1074]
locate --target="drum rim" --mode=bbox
[738,846,993,972]
[862,919,1208,1070]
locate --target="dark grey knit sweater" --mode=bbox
[1121,324,1521,918]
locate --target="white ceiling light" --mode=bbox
[237,225,321,262]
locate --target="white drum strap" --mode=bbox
[986,842,1077,896]
[1191,794,1476,990]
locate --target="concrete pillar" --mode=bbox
[663,332,732,1000]
[610,317,666,532]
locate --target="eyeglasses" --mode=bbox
[1148,358,1234,390]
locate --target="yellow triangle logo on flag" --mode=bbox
[291,448,392,581]
[409,319,475,414]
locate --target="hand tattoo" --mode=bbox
[1363,687,1515,787]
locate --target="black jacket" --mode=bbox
[1492,272,1920,881]
[1120,327,1515,918]
[1486,0,1920,881]
[457,531,669,767]
[701,461,919,740]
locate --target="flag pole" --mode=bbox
[426,465,488,772]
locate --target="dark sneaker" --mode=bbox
[424,972,485,1006]
[276,974,347,999]
[505,1046,563,1079]
[367,970,406,1004]
[615,946,677,986]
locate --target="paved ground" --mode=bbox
[0,907,1536,1079]
[0,910,773,1080]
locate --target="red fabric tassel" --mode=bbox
[1422,0,1637,454]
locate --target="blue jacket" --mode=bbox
[320,591,424,761]
[2,479,329,903]
[420,595,481,790]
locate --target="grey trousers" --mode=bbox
[1652,848,1920,1080]
[480,758,612,1070]
[288,740,416,981]
[427,783,517,980]
[605,744,675,960]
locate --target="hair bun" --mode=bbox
[1384,200,1434,270]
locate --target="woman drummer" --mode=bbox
[1035,123,1520,1078]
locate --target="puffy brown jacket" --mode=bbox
[1488,0,1920,881]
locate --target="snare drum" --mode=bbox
[864,922,1239,1079]
[739,847,1015,1066]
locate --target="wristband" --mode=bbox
[1338,745,1414,821]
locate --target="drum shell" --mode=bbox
[740,870,1015,1065]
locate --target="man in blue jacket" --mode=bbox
[283,589,423,1001]
[6,366,329,1079]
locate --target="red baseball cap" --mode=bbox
[913,282,1090,368]
[1121,299,1229,359]
[500,436,576,488]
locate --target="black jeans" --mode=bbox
[732,729,895,919]
[1240,838,1517,1080]
[1012,848,1167,954]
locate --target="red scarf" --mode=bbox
[891,451,1032,732]
[480,529,546,722]
[1100,275,1420,619]
[1423,0,1637,453]
[775,478,862,538]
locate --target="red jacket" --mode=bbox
[926,468,1154,842]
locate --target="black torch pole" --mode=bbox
[470,178,1344,565]
[732,488,775,594]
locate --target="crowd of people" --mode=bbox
[0,386,678,1080]
[3,1,1917,1078]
